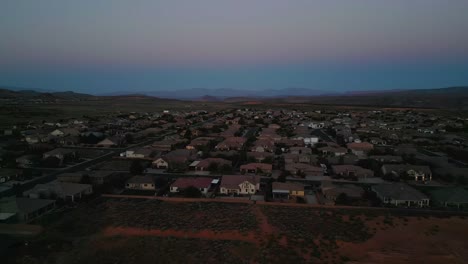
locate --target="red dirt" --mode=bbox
[338,216,468,264]
[102,226,258,244]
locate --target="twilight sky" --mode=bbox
[1,0,468,94]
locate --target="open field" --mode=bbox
[3,198,468,264]
[0,98,228,127]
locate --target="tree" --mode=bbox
[183,129,192,140]
[182,186,202,198]
[263,156,274,164]
[130,160,144,175]
[207,162,219,172]
[42,156,61,168]
[219,164,233,174]
[277,171,289,182]
[80,174,91,184]
[457,175,467,185]
[335,193,350,205]
[125,133,134,144]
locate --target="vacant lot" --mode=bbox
[3,198,468,264]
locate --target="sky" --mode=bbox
[1,0,468,94]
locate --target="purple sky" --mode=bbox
[1,0,468,93]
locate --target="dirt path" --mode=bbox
[102,226,257,243]
[252,205,274,235]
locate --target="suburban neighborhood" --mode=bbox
[1,106,468,225]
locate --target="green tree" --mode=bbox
[457,175,467,185]
[182,186,202,198]
[335,193,350,205]
[207,162,219,172]
[130,160,144,175]
[219,164,233,174]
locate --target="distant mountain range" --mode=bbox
[1,86,468,109]
[100,87,335,99]
[0,88,96,101]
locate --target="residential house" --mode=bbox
[120,148,155,159]
[370,137,387,146]
[87,170,115,185]
[381,164,432,181]
[272,182,305,199]
[240,163,272,175]
[152,157,169,169]
[283,153,311,164]
[430,187,468,208]
[332,165,374,179]
[247,152,274,163]
[57,172,84,183]
[369,155,403,163]
[278,139,305,148]
[50,128,80,137]
[43,148,76,166]
[170,177,213,195]
[152,140,180,152]
[186,137,216,150]
[251,139,275,153]
[321,182,364,203]
[318,146,348,156]
[125,175,155,190]
[97,137,119,147]
[347,142,374,157]
[0,197,55,222]
[215,137,247,151]
[16,155,39,168]
[372,182,430,207]
[290,147,312,155]
[220,175,261,195]
[24,181,93,202]
[327,154,360,165]
[193,158,231,171]
[308,122,325,129]
[285,163,323,176]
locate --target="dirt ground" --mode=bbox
[4,199,468,264]
[338,216,468,264]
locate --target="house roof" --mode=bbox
[24,180,91,197]
[126,175,154,184]
[240,163,272,171]
[347,142,374,151]
[430,187,468,204]
[372,182,428,201]
[332,165,370,174]
[382,164,432,175]
[15,197,55,214]
[171,177,213,189]
[196,158,231,168]
[97,138,117,146]
[43,148,75,156]
[220,175,260,189]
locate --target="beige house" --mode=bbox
[152,158,169,169]
[220,175,260,195]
